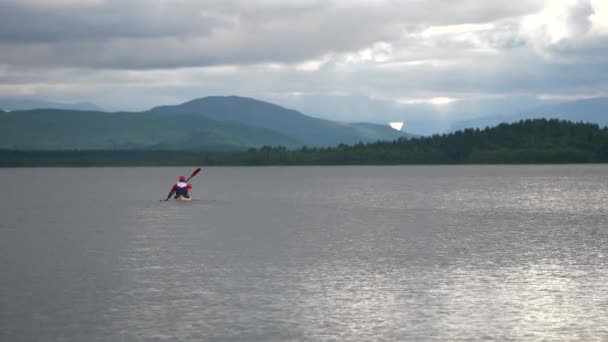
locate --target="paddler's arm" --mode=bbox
[164,189,176,201]
[163,184,179,201]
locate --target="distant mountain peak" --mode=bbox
[0,98,103,112]
[1,95,413,150]
[175,95,296,113]
[149,95,411,146]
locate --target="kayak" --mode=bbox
[175,195,192,202]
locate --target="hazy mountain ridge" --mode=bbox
[149,96,410,146]
[0,97,410,150]
[451,97,608,131]
[0,98,103,112]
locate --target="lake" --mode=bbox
[1,165,607,341]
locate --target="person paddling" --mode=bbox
[164,175,193,201]
[162,168,201,201]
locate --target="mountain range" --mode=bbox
[0,98,103,112]
[0,96,410,150]
[2,95,605,151]
[451,97,608,131]
[148,96,408,147]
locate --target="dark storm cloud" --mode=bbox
[0,1,228,43]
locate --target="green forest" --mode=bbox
[211,119,608,165]
[2,119,607,166]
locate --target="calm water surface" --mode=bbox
[1,165,607,341]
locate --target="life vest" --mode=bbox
[174,182,191,198]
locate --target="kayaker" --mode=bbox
[164,175,193,201]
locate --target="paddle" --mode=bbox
[185,167,201,182]
[163,167,201,201]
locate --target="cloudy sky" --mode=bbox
[1,0,607,133]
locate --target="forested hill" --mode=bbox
[0,97,410,150]
[451,97,608,131]
[211,119,608,165]
[149,96,410,146]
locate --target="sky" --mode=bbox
[1,0,607,133]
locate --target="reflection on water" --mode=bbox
[428,262,608,341]
[1,165,607,341]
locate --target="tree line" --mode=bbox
[1,119,607,166]
[209,119,608,165]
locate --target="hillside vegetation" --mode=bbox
[0,109,303,150]
[149,96,410,146]
[2,119,607,166]
[211,119,608,165]
[0,96,409,150]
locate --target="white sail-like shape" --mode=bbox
[389,122,404,131]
